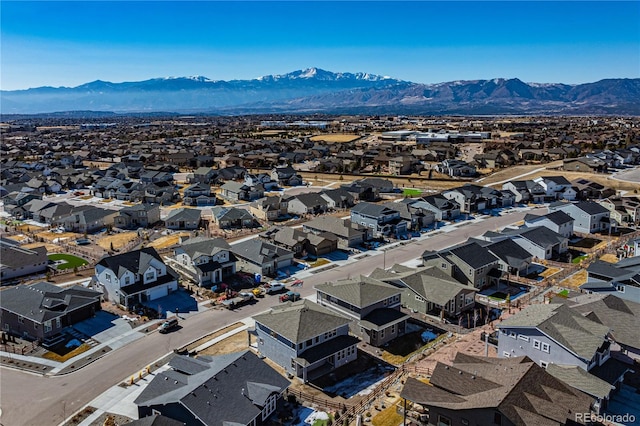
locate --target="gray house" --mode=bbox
[114,203,161,229]
[0,238,48,281]
[496,304,610,371]
[502,180,547,204]
[502,226,569,260]
[372,265,477,320]
[164,208,202,230]
[231,239,294,277]
[486,238,534,278]
[170,237,237,288]
[523,210,574,238]
[135,351,290,426]
[252,299,359,383]
[581,257,640,303]
[414,194,461,221]
[94,247,179,309]
[423,242,501,289]
[350,202,408,238]
[316,276,409,347]
[549,201,614,234]
[0,282,101,341]
[211,206,255,229]
[303,216,371,250]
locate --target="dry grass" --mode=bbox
[37,230,81,242]
[599,253,619,263]
[559,269,588,289]
[184,322,245,352]
[310,134,361,143]
[97,232,139,250]
[539,267,561,279]
[372,401,403,426]
[23,242,64,252]
[196,328,249,356]
[147,232,190,250]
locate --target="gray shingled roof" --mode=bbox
[179,236,231,259]
[231,239,293,264]
[448,242,499,269]
[546,364,613,399]
[252,299,351,344]
[401,355,593,426]
[134,351,289,426]
[487,239,533,267]
[315,275,401,308]
[97,247,178,280]
[497,304,609,359]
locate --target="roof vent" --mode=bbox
[471,376,476,380]
[459,371,462,375]
[174,381,178,384]
[164,376,168,380]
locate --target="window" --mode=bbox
[18,316,24,324]
[494,412,502,425]
[541,342,550,353]
[306,339,312,347]
[617,285,625,293]
[105,273,111,283]
[533,339,541,350]
[518,335,530,342]
[391,324,395,334]
[509,331,517,339]
[503,351,511,358]
[540,361,548,368]
[437,415,451,426]
[415,295,424,302]
[44,321,52,333]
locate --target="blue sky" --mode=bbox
[1,1,638,90]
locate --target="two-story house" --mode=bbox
[303,216,371,250]
[170,237,237,289]
[285,192,330,216]
[549,201,614,234]
[270,165,303,186]
[581,257,640,303]
[316,276,409,347]
[94,247,179,309]
[251,299,359,383]
[533,176,577,201]
[231,239,294,277]
[423,242,501,289]
[372,265,477,320]
[502,226,569,261]
[220,181,265,202]
[350,202,407,238]
[114,203,161,229]
[249,196,289,222]
[182,182,217,206]
[502,179,547,204]
[414,195,461,221]
[523,210,574,238]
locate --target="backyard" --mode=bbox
[48,253,89,270]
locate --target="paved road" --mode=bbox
[0,207,545,426]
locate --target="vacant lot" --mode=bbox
[147,232,190,250]
[196,328,249,356]
[36,230,82,242]
[97,232,139,250]
[309,134,361,143]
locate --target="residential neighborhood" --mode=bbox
[1,114,640,426]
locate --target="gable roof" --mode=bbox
[253,299,351,343]
[134,351,289,426]
[97,247,175,280]
[231,239,293,264]
[448,242,499,269]
[315,275,401,308]
[401,355,593,426]
[165,208,202,222]
[178,237,231,259]
[487,239,533,267]
[497,304,609,359]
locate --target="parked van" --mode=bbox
[158,317,179,334]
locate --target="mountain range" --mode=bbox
[2,68,639,115]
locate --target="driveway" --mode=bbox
[73,311,134,344]
[142,288,200,318]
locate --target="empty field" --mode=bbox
[309,134,361,143]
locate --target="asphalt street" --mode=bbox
[0,207,545,426]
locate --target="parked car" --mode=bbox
[158,317,179,334]
[222,292,255,309]
[75,238,91,245]
[263,282,286,294]
[279,291,300,303]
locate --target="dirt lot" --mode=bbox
[97,231,139,250]
[559,270,588,289]
[36,230,82,242]
[191,323,248,355]
[309,134,362,143]
[148,232,190,250]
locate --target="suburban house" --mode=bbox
[231,239,294,277]
[188,166,219,184]
[422,241,501,289]
[501,226,569,261]
[400,354,594,426]
[371,265,477,320]
[251,299,359,383]
[182,182,217,206]
[414,195,461,221]
[285,192,330,216]
[0,238,48,281]
[533,176,577,201]
[22,199,74,224]
[303,216,371,250]
[134,351,290,426]
[502,180,547,204]
[442,184,511,214]
[549,201,614,234]
[581,257,640,303]
[0,282,101,342]
[270,165,303,186]
[94,247,180,309]
[114,203,161,229]
[497,303,610,371]
[170,237,237,288]
[436,159,476,177]
[523,210,574,238]
[220,181,265,202]
[563,157,609,173]
[350,202,408,238]
[485,238,535,278]
[572,178,616,200]
[164,208,202,230]
[320,188,356,210]
[244,173,278,190]
[211,206,255,229]
[261,226,337,258]
[316,276,409,347]
[54,206,118,234]
[384,201,435,231]
[249,196,289,222]
[598,197,634,226]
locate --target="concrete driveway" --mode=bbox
[73,311,136,344]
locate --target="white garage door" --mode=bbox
[147,285,168,300]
